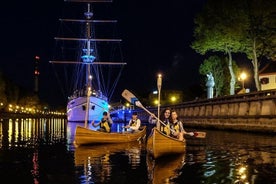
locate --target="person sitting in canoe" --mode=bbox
[124,112,141,133]
[91,111,113,132]
[148,108,171,135]
[169,110,194,141]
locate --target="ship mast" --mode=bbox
[83,3,94,127]
[50,0,126,123]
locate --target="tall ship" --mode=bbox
[50,0,126,122]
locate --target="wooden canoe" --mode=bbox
[74,125,146,146]
[147,127,186,159]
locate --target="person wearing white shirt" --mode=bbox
[125,112,141,133]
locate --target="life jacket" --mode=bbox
[170,120,184,135]
[160,119,170,135]
[100,118,111,133]
[130,120,137,126]
[170,120,185,141]
[171,121,181,134]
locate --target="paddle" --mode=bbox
[121,89,206,138]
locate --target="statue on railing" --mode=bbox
[206,72,215,99]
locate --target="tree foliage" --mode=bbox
[0,71,42,111]
[240,0,276,90]
[191,0,246,95]
[191,0,276,94]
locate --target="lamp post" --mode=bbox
[157,74,162,130]
[240,72,247,90]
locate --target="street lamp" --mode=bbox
[240,72,247,90]
[170,96,176,103]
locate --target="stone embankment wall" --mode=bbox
[138,90,276,133]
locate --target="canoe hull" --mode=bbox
[74,125,146,146]
[147,128,186,159]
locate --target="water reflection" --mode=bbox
[0,119,276,184]
[207,130,276,183]
[147,153,185,184]
[75,141,144,183]
[0,117,70,184]
[0,118,67,148]
[180,130,276,184]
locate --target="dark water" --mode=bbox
[0,118,276,184]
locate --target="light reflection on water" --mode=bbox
[74,141,144,183]
[0,118,276,184]
[180,130,276,184]
[0,118,67,148]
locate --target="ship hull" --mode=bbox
[67,96,109,122]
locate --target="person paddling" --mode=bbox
[169,110,194,141]
[148,108,171,135]
[91,111,113,132]
[124,112,141,133]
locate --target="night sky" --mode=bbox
[0,0,206,108]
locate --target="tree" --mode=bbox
[18,94,40,109]
[240,0,276,91]
[192,0,276,93]
[0,70,46,112]
[191,0,250,95]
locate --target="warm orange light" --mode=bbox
[240,72,247,89]
[240,72,247,80]
[171,96,176,102]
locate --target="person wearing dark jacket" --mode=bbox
[91,111,113,132]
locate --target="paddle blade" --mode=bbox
[193,131,206,138]
[121,89,142,107]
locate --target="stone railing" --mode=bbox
[136,89,276,133]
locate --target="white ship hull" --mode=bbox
[67,96,109,122]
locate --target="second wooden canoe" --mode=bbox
[147,127,186,159]
[74,125,147,146]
